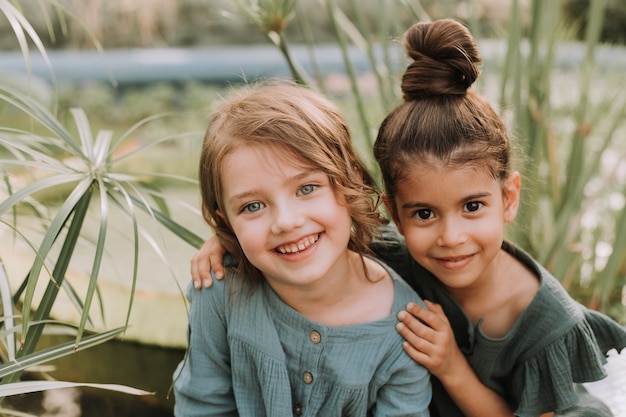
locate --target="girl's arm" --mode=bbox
[173,283,236,416]
[191,235,226,288]
[397,301,515,417]
[374,355,431,417]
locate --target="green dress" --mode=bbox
[173,256,431,417]
[372,224,626,417]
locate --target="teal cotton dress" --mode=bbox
[173,258,431,417]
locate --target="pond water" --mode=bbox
[4,335,184,416]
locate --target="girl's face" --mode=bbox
[386,161,520,292]
[219,145,353,293]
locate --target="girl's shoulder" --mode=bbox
[501,241,581,320]
[371,256,426,309]
[497,242,626,356]
[186,266,269,323]
[498,242,626,415]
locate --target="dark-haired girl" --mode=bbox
[373,18,625,417]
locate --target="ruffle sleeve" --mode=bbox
[584,308,626,356]
[511,318,610,417]
[474,243,626,417]
[505,263,626,417]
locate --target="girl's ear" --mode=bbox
[503,171,521,223]
[383,194,404,235]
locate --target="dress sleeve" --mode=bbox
[372,355,432,417]
[584,308,626,356]
[496,245,626,417]
[509,308,626,417]
[173,280,237,417]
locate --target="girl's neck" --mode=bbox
[271,252,394,326]
[446,249,539,338]
[444,251,503,308]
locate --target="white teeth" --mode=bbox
[277,234,319,254]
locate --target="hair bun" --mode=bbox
[401,19,481,100]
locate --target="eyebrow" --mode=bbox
[400,191,492,210]
[462,191,492,201]
[227,168,323,205]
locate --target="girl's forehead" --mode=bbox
[396,161,501,194]
[219,146,329,205]
[395,163,502,201]
[224,144,317,174]
[401,160,489,179]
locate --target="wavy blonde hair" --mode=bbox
[199,80,383,288]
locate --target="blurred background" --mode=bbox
[0,0,625,416]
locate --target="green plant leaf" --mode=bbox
[0,380,153,397]
[0,327,126,379]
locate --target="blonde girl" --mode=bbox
[173,81,431,417]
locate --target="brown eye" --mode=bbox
[416,209,432,220]
[464,202,482,212]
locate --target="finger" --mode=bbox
[208,254,225,281]
[422,300,453,329]
[405,301,449,330]
[397,321,451,373]
[423,300,445,316]
[191,250,215,289]
[201,266,215,288]
[191,253,205,289]
[396,313,436,347]
[400,339,431,368]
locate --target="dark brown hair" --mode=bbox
[373,19,511,200]
[199,80,383,288]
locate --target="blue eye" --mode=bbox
[243,201,264,213]
[298,184,316,196]
[464,202,483,212]
[415,209,433,220]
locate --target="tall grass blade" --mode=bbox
[325,0,373,146]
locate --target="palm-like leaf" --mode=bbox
[0,82,204,385]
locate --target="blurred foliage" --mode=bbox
[563,0,626,44]
[1,0,623,50]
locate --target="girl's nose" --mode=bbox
[270,200,305,234]
[436,216,467,247]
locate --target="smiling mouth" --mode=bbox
[275,234,320,254]
[434,253,474,269]
[438,255,471,262]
